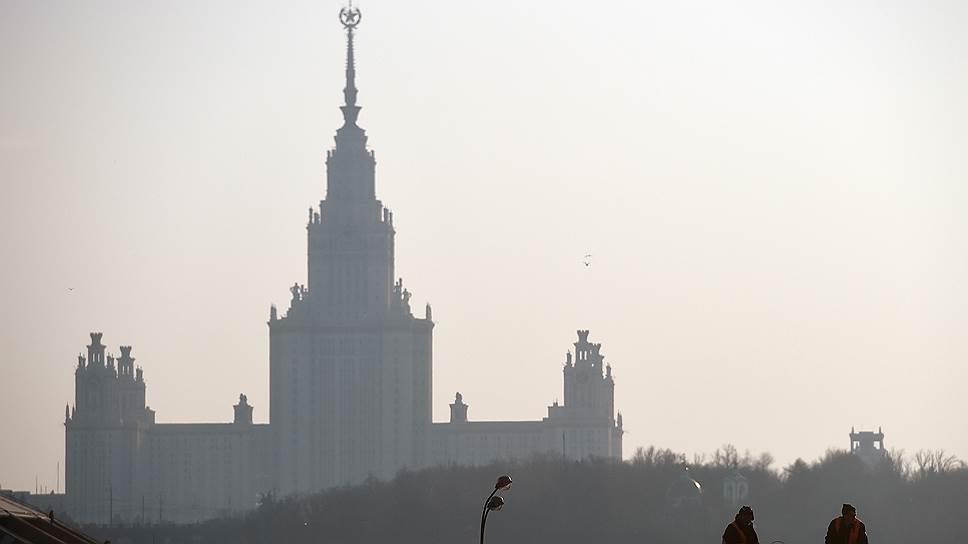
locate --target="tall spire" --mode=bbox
[339,4,362,126]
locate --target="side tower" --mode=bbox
[65,333,154,523]
[269,6,434,494]
[563,330,615,420]
[547,330,623,460]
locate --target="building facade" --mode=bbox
[63,8,622,524]
[850,426,886,467]
[431,330,623,466]
[65,335,271,524]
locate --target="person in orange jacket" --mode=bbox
[825,504,869,544]
[722,505,759,544]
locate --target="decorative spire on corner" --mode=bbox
[339,3,363,126]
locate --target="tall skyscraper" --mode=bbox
[268,6,434,493]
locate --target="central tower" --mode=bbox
[269,6,434,494]
[309,5,393,320]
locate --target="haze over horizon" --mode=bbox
[1,0,966,491]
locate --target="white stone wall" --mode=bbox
[144,424,271,524]
[271,323,432,495]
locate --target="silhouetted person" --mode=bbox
[723,505,759,544]
[826,504,869,544]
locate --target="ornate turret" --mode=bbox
[234,394,254,425]
[118,345,135,379]
[561,330,614,421]
[71,333,150,427]
[573,329,604,372]
[87,332,105,368]
[449,392,468,423]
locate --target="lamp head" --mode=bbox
[486,496,505,512]
[495,475,513,491]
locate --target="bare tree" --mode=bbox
[713,444,740,468]
[631,446,684,467]
[754,451,775,471]
[913,449,965,476]
[882,448,910,478]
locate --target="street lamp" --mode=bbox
[480,475,512,544]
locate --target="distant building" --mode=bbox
[65,335,271,524]
[722,470,749,506]
[62,7,622,524]
[432,330,623,465]
[850,426,886,467]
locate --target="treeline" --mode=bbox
[90,447,967,544]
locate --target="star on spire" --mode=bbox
[338,4,363,126]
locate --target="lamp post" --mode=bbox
[480,475,512,544]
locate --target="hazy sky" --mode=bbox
[1,0,966,491]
